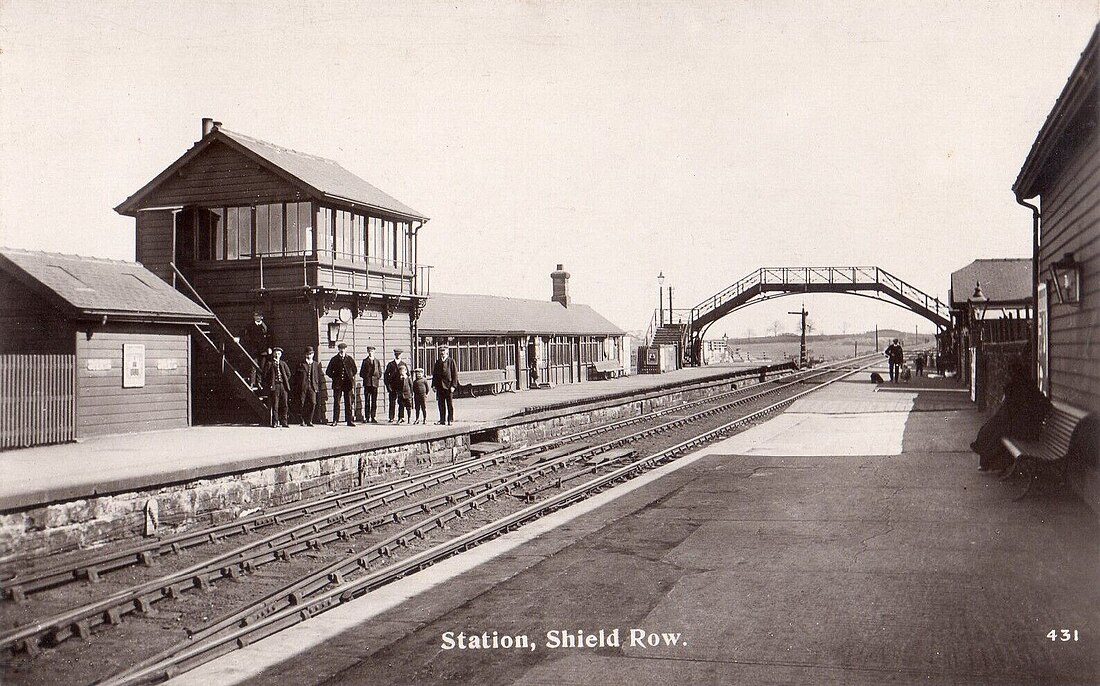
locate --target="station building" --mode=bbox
[114,119,429,422]
[0,248,212,446]
[415,265,626,390]
[1012,24,1099,507]
[948,258,1032,400]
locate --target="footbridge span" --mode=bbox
[687,266,951,365]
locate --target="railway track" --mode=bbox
[99,356,877,685]
[1,356,877,685]
[0,361,815,604]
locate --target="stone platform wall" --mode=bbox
[0,436,467,563]
[0,369,773,563]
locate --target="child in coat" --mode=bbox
[396,363,413,423]
[412,368,430,424]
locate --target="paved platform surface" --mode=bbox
[171,373,1100,685]
[0,365,758,510]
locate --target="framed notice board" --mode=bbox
[123,343,146,388]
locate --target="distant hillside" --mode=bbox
[710,330,934,364]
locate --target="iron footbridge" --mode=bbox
[687,266,951,364]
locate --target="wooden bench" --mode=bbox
[456,369,514,397]
[588,360,623,380]
[1000,400,1095,501]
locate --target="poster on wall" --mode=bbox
[123,344,146,388]
[1037,282,1049,395]
[969,346,978,403]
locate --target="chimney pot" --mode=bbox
[201,118,214,137]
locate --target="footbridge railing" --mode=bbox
[688,267,951,362]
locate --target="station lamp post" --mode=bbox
[967,281,990,406]
[968,281,990,343]
[657,272,666,327]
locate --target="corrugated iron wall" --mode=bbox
[0,354,76,449]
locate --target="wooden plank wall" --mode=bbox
[140,140,303,208]
[1039,121,1100,416]
[75,326,191,437]
[135,210,176,285]
[0,354,76,449]
[315,305,414,368]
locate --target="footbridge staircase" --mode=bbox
[687,267,951,365]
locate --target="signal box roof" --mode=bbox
[0,248,212,323]
[115,125,427,221]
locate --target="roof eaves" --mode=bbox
[75,309,213,323]
[1013,24,1099,200]
[320,192,428,221]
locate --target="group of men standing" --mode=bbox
[245,311,461,428]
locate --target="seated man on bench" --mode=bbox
[971,360,1050,472]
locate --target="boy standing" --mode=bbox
[412,367,430,424]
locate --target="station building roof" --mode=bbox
[418,293,624,336]
[115,125,427,221]
[0,248,213,323]
[949,258,1033,307]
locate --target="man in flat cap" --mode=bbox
[383,348,405,423]
[262,346,292,428]
[359,345,382,423]
[295,346,323,426]
[326,342,357,426]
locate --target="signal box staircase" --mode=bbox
[172,264,270,424]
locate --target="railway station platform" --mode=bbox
[170,366,1100,686]
[0,364,764,512]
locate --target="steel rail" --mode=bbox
[1,359,823,601]
[103,359,877,686]
[0,456,521,654]
[5,357,874,658]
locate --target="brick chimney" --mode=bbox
[550,264,571,307]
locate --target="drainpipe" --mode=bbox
[1015,195,1040,380]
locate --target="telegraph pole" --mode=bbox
[788,304,808,368]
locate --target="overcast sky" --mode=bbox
[1,1,1096,338]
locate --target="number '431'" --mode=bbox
[1047,629,1080,642]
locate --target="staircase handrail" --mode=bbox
[170,262,261,373]
[643,310,658,346]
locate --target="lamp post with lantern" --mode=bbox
[657,271,666,327]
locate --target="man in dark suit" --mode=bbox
[384,349,405,423]
[244,311,274,389]
[326,342,357,426]
[262,346,292,428]
[432,346,459,425]
[295,346,323,426]
[359,346,383,423]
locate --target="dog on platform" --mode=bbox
[901,365,912,382]
[870,372,885,384]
